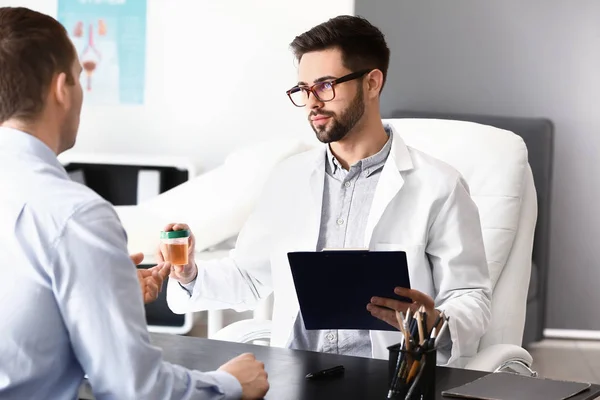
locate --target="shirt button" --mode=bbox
[344,181,351,188]
[326,333,336,341]
[336,218,344,225]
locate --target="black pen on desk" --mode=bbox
[305,365,345,380]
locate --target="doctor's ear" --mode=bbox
[365,69,384,98]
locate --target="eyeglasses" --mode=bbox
[286,69,371,107]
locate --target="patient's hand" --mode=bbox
[219,353,270,399]
[156,223,198,285]
[367,288,440,333]
[138,263,171,303]
[131,252,171,304]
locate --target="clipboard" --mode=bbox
[287,250,411,331]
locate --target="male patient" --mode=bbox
[164,16,492,367]
[0,7,268,400]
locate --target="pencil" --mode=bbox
[396,311,406,335]
[405,358,427,400]
[406,359,421,383]
[396,311,411,350]
[416,311,425,345]
[430,311,443,338]
[434,318,449,348]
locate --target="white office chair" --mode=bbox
[212,118,537,374]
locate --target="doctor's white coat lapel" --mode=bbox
[364,131,413,247]
[363,130,419,359]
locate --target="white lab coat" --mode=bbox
[167,129,492,368]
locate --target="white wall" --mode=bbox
[4,0,354,170]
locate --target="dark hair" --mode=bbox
[0,7,76,123]
[290,15,390,92]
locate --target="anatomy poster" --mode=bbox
[57,0,147,105]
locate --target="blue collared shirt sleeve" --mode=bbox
[49,199,242,400]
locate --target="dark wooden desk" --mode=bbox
[149,333,600,400]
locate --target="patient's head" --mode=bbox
[0,7,83,154]
[289,16,390,144]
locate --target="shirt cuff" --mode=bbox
[178,279,196,296]
[204,370,242,400]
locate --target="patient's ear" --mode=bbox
[53,72,71,110]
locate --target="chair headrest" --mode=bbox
[384,118,530,287]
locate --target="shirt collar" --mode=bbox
[325,125,393,176]
[0,127,67,175]
[325,144,340,173]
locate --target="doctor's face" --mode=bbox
[294,48,366,144]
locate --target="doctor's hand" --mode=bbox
[367,287,440,333]
[156,223,198,285]
[130,252,171,304]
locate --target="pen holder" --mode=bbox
[387,343,436,400]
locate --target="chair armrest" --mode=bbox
[211,319,272,344]
[465,344,533,372]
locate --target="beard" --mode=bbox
[309,86,365,144]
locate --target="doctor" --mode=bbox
[165,15,491,367]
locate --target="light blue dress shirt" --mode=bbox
[0,128,241,399]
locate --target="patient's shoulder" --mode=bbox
[28,171,111,223]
